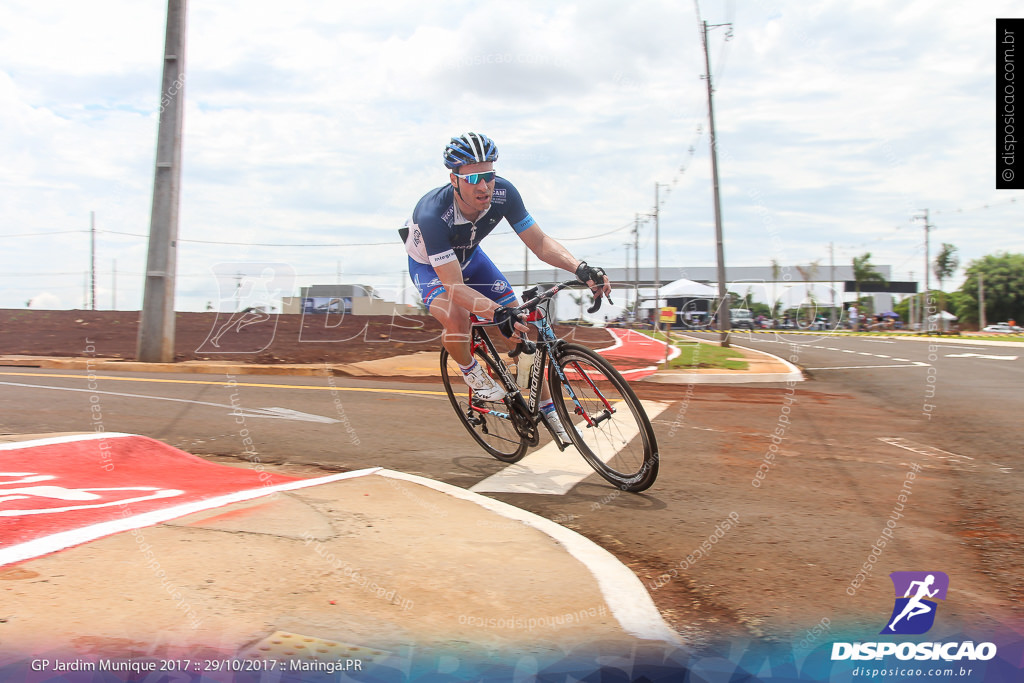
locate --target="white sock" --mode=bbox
[540,398,555,414]
[459,359,479,375]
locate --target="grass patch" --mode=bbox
[635,330,748,370]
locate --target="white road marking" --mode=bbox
[807,363,929,371]
[470,400,669,495]
[944,353,1018,361]
[879,437,977,470]
[0,381,339,423]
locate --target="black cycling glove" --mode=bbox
[492,306,521,339]
[575,261,607,288]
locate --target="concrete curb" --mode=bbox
[376,470,684,647]
[642,338,804,385]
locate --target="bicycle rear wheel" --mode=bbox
[441,347,528,463]
[548,344,659,492]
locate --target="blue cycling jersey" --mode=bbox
[403,176,536,269]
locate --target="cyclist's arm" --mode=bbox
[518,223,611,297]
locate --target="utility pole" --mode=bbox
[915,209,931,299]
[112,259,117,310]
[908,271,915,330]
[654,183,662,338]
[633,214,640,319]
[702,19,731,346]
[623,242,631,293]
[137,0,187,362]
[524,244,529,290]
[829,242,835,326]
[90,211,96,310]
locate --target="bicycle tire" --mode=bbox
[440,347,528,463]
[547,343,659,492]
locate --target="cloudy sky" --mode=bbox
[1,0,1021,313]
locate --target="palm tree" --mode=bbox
[770,259,781,319]
[852,252,887,316]
[933,243,959,312]
[797,260,820,325]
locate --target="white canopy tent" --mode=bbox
[658,278,719,298]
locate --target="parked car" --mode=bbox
[730,308,756,330]
[982,322,1023,333]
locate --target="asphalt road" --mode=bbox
[689,330,1024,458]
[1,332,1021,645]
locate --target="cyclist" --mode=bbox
[401,132,610,439]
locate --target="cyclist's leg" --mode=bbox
[409,258,473,365]
[461,250,520,355]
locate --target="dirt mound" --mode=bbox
[0,309,613,365]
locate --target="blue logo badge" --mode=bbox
[880,571,949,635]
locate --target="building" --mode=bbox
[281,284,421,316]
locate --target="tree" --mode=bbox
[933,243,959,313]
[770,259,781,317]
[797,260,821,324]
[957,252,1024,325]
[933,243,959,290]
[852,252,887,315]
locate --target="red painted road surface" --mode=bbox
[596,329,675,379]
[0,433,374,567]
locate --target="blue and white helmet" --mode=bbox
[443,132,499,169]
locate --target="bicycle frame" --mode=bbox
[467,280,618,449]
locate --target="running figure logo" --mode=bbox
[196,263,295,354]
[880,571,949,635]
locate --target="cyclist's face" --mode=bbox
[451,161,495,214]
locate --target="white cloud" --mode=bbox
[0,0,1022,313]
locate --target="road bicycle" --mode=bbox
[440,280,659,492]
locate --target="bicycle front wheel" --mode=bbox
[441,348,527,463]
[548,344,659,492]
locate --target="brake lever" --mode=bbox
[510,340,537,357]
[586,292,613,314]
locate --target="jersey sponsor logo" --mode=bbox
[431,251,457,267]
[491,189,507,204]
[491,280,508,293]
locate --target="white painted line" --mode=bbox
[470,401,670,495]
[945,353,1018,361]
[0,435,381,567]
[375,469,683,646]
[0,432,135,451]
[807,364,929,371]
[618,365,659,378]
[879,437,977,469]
[0,381,340,423]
